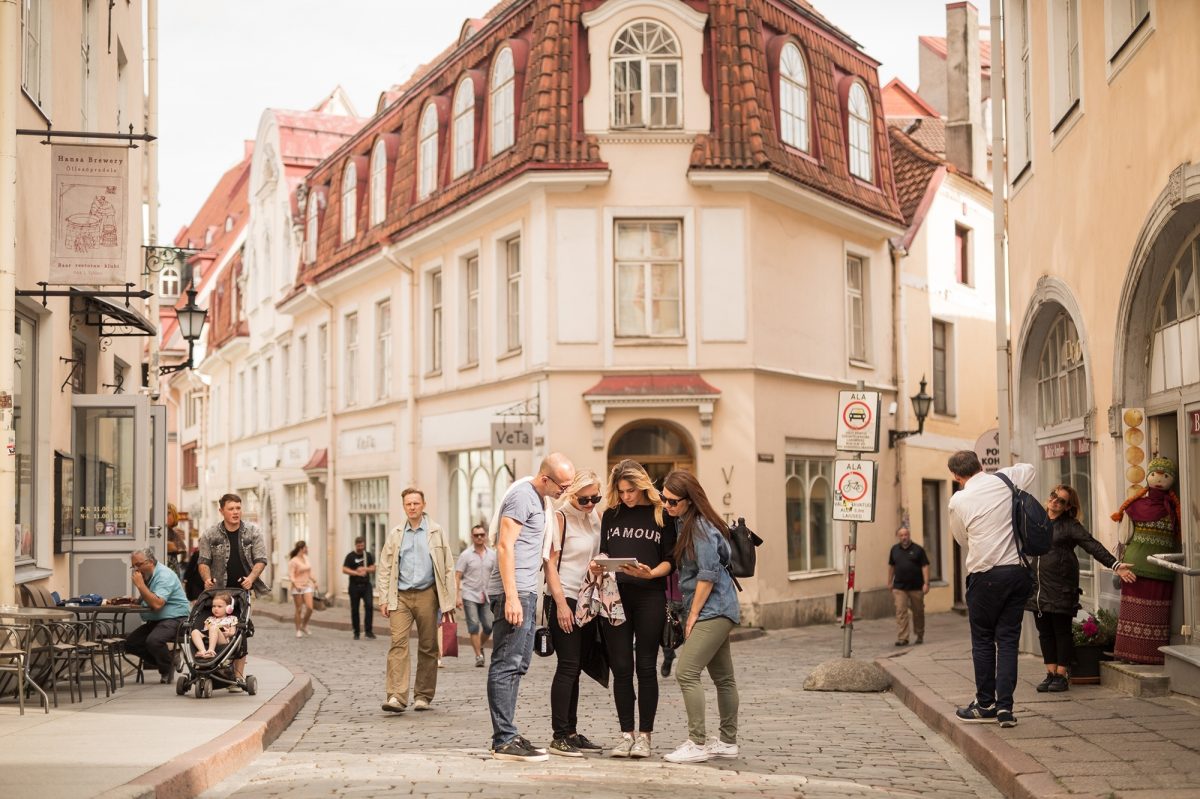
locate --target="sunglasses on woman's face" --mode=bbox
[663,497,685,507]
[1048,493,1069,504]
[577,495,602,506]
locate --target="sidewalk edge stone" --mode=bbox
[98,660,313,799]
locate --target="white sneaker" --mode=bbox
[705,739,739,758]
[664,740,711,764]
[381,695,407,713]
[610,732,634,758]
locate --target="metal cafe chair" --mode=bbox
[0,621,47,715]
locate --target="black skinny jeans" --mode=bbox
[1034,611,1074,667]
[549,596,596,739]
[602,582,665,733]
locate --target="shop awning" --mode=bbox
[74,293,158,337]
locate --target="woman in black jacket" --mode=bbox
[1028,484,1135,692]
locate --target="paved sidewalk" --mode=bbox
[879,613,1200,799]
[0,655,311,799]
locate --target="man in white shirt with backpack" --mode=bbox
[947,450,1036,729]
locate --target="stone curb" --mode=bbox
[97,661,314,799]
[876,655,1071,799]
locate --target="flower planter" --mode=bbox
[1071,643,1111,684]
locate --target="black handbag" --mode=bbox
[534,601,555,657]
[662,600,685,650]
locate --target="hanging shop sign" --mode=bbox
[835,391,881,453]
[833,459,878,522]
[491,422,533,451]
[50,144,130,285]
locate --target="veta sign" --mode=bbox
[835,391,881,453]
[833,459,877,522]
[491,422,533,451]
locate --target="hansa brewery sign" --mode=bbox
[50,144,129,285]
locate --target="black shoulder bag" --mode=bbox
[534,511,568,658]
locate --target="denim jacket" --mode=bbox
[198,521,270,596]
[676,516,740,625]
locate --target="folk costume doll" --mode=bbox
[1110,457,1180,664]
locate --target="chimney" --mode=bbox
[945,2,985,177]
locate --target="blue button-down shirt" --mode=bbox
[141,562,191,622]
[676,517,741,625]
[397,516,435,591]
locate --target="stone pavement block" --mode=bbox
[1058,774,1115,794]
[1011,772,1070,799]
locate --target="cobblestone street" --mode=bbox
[201,612,998,798]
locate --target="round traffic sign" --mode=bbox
[842,400,872,430]
[838,470,869,502]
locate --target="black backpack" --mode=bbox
[725,517,763,590]
[995,473,1053,562]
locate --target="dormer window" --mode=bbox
[305,191,319,263]
[779,43,810,152]
[611,20,681,129]
[453,77,475,177]
[224,215,234,233]
[847,82,873,181]
[490,48,515,155]
[159,266,180,298]
[204,227,215,247]
[341,160,357,243]
[370,139,387,226]
[418,104,439,200]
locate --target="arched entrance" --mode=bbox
[606,421,695,488]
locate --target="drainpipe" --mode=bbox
[381,244,418,485]
[0,0,17,604]
[146,0,161,398]
[305,283,337,592]
[991,0,1012,463]
[890,241,910,526]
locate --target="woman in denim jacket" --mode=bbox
[660,470,740,764]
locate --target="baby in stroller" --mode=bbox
[175,586,257,698]
[190,591,237,658]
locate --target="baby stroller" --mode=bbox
[174,587,257,698]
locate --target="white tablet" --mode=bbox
[593,557,639,570]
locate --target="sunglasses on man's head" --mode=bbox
[663,497,685,507]
[577,495,602,506]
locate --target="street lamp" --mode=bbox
[889,376,934,448]
[160,285,207,375]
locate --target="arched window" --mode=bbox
[418,104,438,200]
[340,160,356,243]
[786,457,833,572]
[606,421,694,487]
[1036,312,1086,427]
[779,43,810,152]
[611,20,681,129]
[369,140,387,226]
[490,48,515,155]
[304,192,319,264]
[847,82,873,181]
[159,265,180,298]
[453,77,475,178]
[1150,234,1200,392]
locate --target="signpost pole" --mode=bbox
[842,487,858,658]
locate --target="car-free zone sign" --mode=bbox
[836,391,881,453]
[833,459,878,522]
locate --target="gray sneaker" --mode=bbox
[492,739,549,763]
[610,733,634,758]
[549,737,583,758]
[629,733,651,759]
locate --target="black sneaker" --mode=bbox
[661,654,674,677]
[955,700,998,722]
[365,631,376,639]
[549,737,583,757]
[492,738,549,762]
[568,733,603,753]
[515,735,548,755]
[997,709,1018,728]
[1035,673,1055,693]
[1047,674,1070,693]
[353,632,360,640]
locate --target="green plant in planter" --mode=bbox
[1072,608,1117,647]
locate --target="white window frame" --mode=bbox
[317,324,328,414]
[610,20,682,130]
[286,483,308,549]
[847,82,873,182]
[341,160,357,243]
[490,47,516,155]
[247,365,258,435]
[785,456,836,574]
[502,236,521,353]
[280,342,291,424]
[779,42,810,152]
[1037,312,1087,428]
[429,268,443,373]
[375,299,392,400]
[1049,0,1083,129]
[348,477,389,557]
[453,77,475,178]
[846,252,870,364]
[463,255,480,365]
[80,0,92,130]
[932,319,957,416]
[21,0,48,111]
[370,139,388,226]
[298,333,308,419]
[343,311,358,408]
[614,219,684,339]
[418,104,439,200]
[159,266,180,298]
[262,355,272,431]
[305,193,319,263]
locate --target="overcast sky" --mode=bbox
[158,0,991,239]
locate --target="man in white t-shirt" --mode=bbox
[947,450,1035,729]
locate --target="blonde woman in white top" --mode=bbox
[544,469,605,758]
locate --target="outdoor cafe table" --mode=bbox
[60,603,153,685]
[0,607,75,709]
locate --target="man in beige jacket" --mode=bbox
[376,488,456,712]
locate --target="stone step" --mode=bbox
[1161,644,1200,699]
[1100,660,1170,697]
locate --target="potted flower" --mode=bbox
[1071,608,1117,683]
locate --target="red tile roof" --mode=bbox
[583,373,722,397]
[888,124,943,227]
[903,116,946,158]
[918,34,991,73]
[881,78,940,120]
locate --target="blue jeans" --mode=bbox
[463,599,494,637]
[966,565,1032,712]
[486,591,537,748]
